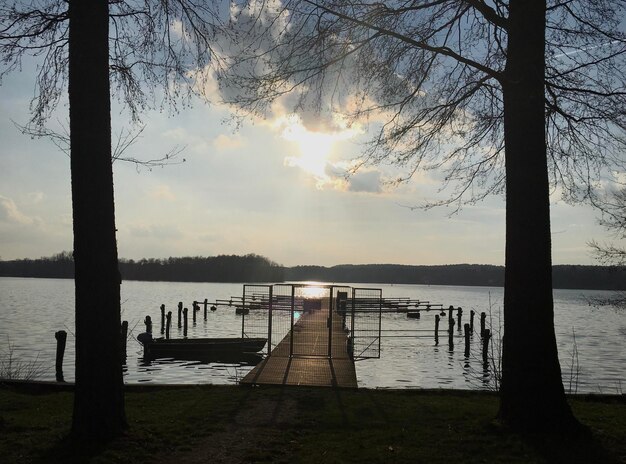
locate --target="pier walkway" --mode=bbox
[240,300,357,388]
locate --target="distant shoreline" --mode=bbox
[1,255,624,291]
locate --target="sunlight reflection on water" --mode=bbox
[0,278,623,393]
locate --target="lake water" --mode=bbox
[0,277,623,393]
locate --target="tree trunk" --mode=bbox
[498,0,579,433]
[69,0,126,439]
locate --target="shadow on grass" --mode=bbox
[33,434,112,464]
[520,432,619,464]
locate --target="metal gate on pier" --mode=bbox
[240,283,381,360]
[239,283,381,387]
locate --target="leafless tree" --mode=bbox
[1,0,225,439]
[15,121,187,171]
[212,0,626,433]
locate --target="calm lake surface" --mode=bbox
[0,277,623,393]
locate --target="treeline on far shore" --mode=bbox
[0,252,624,290]
[0,252,284,283]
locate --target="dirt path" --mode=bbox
[153,394,301,464]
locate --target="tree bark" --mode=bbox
[498,0,579,432]
[69,0,126,439]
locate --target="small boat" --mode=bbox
[138,333,266,361]
[235,305,249,315]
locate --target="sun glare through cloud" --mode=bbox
[280,116,358,189]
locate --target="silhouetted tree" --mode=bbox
[213,1,625,432]
[1,0,222,439]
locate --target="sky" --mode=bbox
[0,55,620,268]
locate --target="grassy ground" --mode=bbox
[0,384,624,463]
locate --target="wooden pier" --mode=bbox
[240,299,358,388]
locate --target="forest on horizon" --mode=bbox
[0,252,623,291]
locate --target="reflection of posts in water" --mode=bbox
[482,355,491,387]
[464,323,470,358]
[434,315,440,345]
[166,311,172,339]
[120,320,128,363]
[482,329,491,367]
[144,315,152,334]
[55,330,67,382]
[160,304,166,334]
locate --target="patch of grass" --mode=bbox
[0,385,624,463]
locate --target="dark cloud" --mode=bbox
[346,170,382,193]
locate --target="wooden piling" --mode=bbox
[434,315,440,345]
[203,298,208,320]
[166,311,172,339]
[120,320,128,362]
[183,307,188,338]
[192,301,198,324]
[160,304,166,334]
[482,329,491,365]
[457,307,463,331]
[144,315,152,334]
[480,312,486,338]
[448,305,454,322]
[54,330,67,382]
[470,309,475,333]
[177,301,183,328]
[464,323,470,357]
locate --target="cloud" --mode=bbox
[128,223,183,240]
[149,185,176,202]
[213,134,244,150]
[346,170,383,193]
[198,233,220,242]
[162,126,210,154]
[27,191,45,204]
[0,195,36,225]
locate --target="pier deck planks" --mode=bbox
[240,301,357,388]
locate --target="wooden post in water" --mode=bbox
[448,305,454,322]
[192,301,198,324]
[183,307,188,338]
[482,329,491,365]
[55,330,67,382]
[480,312,486,338]
[434,315,440,345]
[457,307,463,331]
[470,310,475,333]
[166,311,172,339]
[160,304,166,334]
[448,318,455,350]
[177,301,183,328]
[144,315,152,334]
[120,321,128,362]
[203,298,208,320]
[464,323,470,357]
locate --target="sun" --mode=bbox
[280,116,359,187]
[282,121,334,179]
